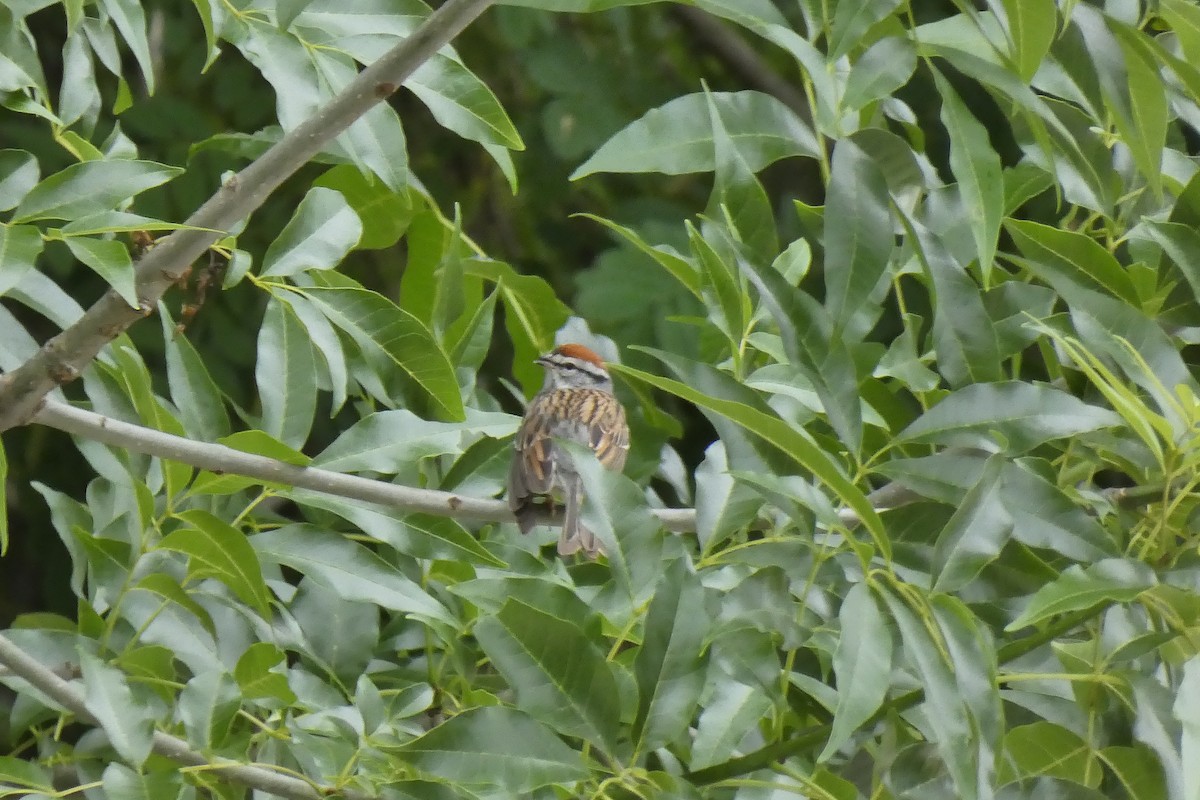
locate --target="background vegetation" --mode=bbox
[1,0,1199,798]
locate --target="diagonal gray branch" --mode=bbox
[0,634,368,800]
[0,0,495,434]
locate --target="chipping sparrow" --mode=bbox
[507,343,630,557]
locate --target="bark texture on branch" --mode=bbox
[0,0,495,434]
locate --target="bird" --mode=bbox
[507,343,630,557]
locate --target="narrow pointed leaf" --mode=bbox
[612,362,888,558]
[256,298,318,448]
[475,598,621,753]
[1007,559,1156,630]
[820,582,893,761]
[288,273,464,420]
[261,187,361,277]
[79,651,155,768]
[634,558,709,752]
[824,138,893,335]
[12,160,181,222]
[390,707,588,791]
[251,524,455,627]
[573,90,818,179]
[159,510,272,618]
[933,66,1003,278]
[898,381,1121,452]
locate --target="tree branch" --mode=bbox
[0,0,495,434]
[33,400,703,531]
[0,634,369,800]
[34,400,888,532]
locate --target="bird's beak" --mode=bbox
[534,355,549,366]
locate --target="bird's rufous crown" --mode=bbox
[551,343,605,367]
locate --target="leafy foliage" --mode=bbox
[2,1,1200,799]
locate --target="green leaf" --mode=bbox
[1001,460,1117,560]
[100,762,183,800]
[690,678,773,770]
[233,642,296,703]
[879,587,980,800]
[256,298,317,448]
[569,443,665,601]
[706,89,778,260]
[177,669,241,751]
[260,187,362,277]
[1107,19,1167,199]
[218,430,310,465]
[737,250,864,456]
[270,288,349,413]
[575,213,700,297]
[0,755,52,793]
[1006,218,1139,307]
[898,381,1122,452]
[289,490,506,567]
[313,408,515,472]
[613,360,888,559]
[823,137,893,336]
[688,222,745,345]
[841,36,918,113]
[314,164,412,250]
[160,305,231,441]
[12,159,181,222]
[1001,721,1100,786]
[1100,745,1169,800]
[633,558,709,752]
[0,224,42,298]
[389,706,588,791]
[78,651,155,768]
[341,88,410,195]
[475,598,621,752]
[0,149,39,211]
[448,286,499,379]
[1000,0,1056,81]
[63,236,137,307]
[100,0,155,92]
[466,258,571,392]
[408,53,523,150]
[820,582,893,761]
[250,524,455,628]
[290,578,379,685]
[286,272,465,420]
[572,90,819,179]
[1140,220,1200,307]
[133,573,215,635]
[1006,559,1156,631]
[933,595,1002,750]
[827,0,903,60]
[905,214,1003,385]
[693,443,763,551]
[159,510,273,618]
[1176,658,1200,800]
[933,66,1003,279]
[1164,0,1200,61]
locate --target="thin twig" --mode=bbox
[0,0,495,433]
[0,634,369,800]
